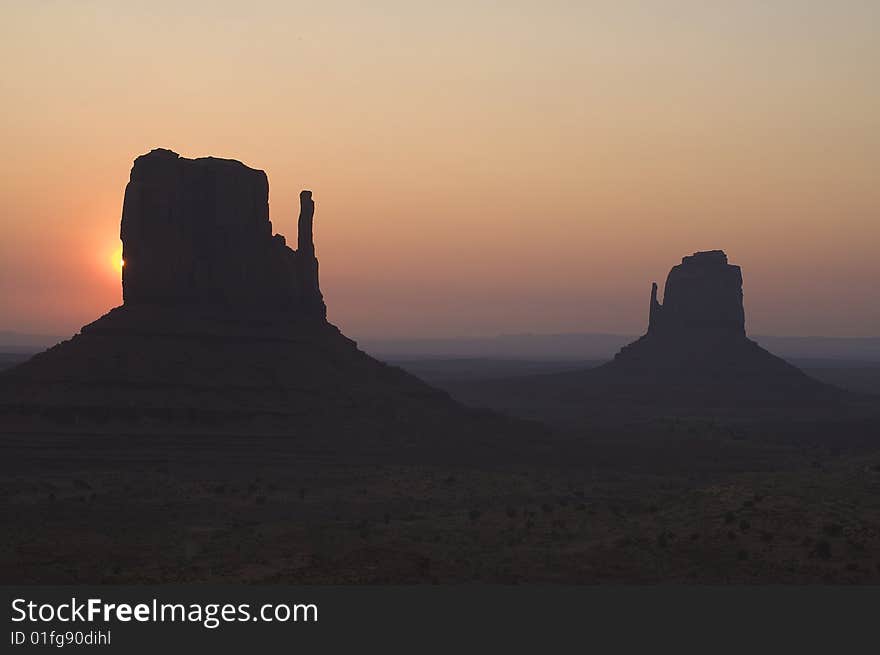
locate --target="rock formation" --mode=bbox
[0,149,486,442]
[445,250,845,422]
[647,250,744,338]
[120,149,325,317]
[600,249,838,406]
[611,250,801,372]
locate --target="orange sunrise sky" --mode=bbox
[1,1,878,339]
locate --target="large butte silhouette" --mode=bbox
[0,149,508,447]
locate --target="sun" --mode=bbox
[111,244,124,274]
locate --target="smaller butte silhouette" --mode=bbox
[447,250,844,421]
[610,250,791,374]
[591,249,840,409]
[0,149,479,443]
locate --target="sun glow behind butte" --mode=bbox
[0,2,879,338]
[111,245,125,276]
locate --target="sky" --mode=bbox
[1,1,878,339]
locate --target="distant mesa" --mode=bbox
[604,249,828,393]
[445,250,847,421]
[647,250,744,338]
